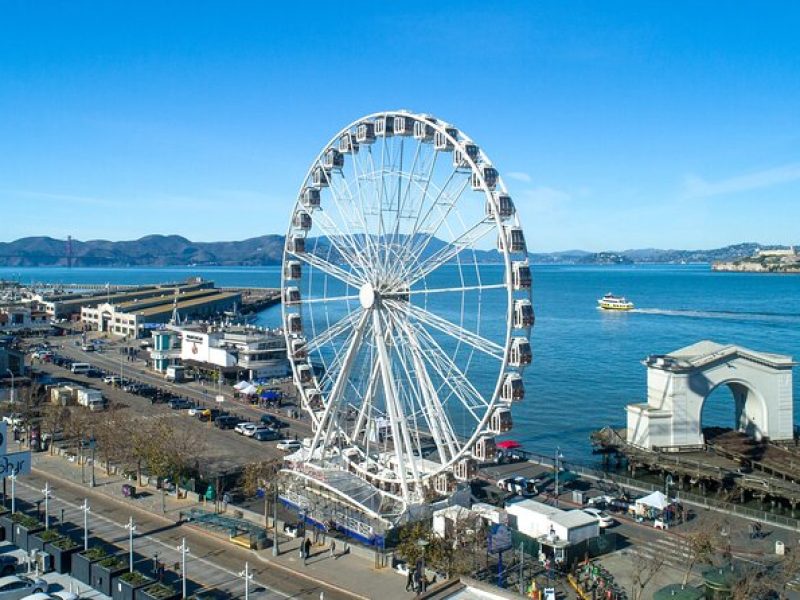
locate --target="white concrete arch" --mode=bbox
[627,340,795,450]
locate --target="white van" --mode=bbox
[71,363,92,375]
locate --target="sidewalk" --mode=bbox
[30,450,411,600]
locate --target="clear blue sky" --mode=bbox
[1,1,799,251]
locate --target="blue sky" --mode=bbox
[1,1,799,251]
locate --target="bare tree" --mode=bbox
[630,551,667,600]
[40,403,70,454]
[681,512,728,585]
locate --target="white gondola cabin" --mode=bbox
[453,143,479,169]
[356,122,376,144]
[301,187,321,209]
[338,132,359,154]
[288,236,306,254]
[486,194,515,220]
[286,313,303,335]
[291,338,307,360]
[472,166,499,190]
[413,117,436,141]
[284,286,301,305]
[473,435,497,461]
[508,337,532,367]
[453,458,478,481]
[490,408,513,434]
[312,167,330,188]
[297,364,313,384]
[498,226,526,253]
[374,115,394,137]
[293,210,312,231]
[434,472,456,495]
[511,261,532,290]
[513,299,535,329]
[434,127,458,151]
[393,115,414,136]
[284,260,302,280]
[306,389,322,410]
[501,372,525,402]
[322,148,344,170]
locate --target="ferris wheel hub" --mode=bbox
[359,282,376,309]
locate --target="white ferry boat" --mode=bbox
[597,293,634,311]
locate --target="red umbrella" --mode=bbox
[496,440,521,450]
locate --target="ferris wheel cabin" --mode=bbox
[453,143,479,170]
[297,364,313,384]
[513,299,535,329]
[323,148,344,170]
[434,127,458,151]
[453,458,478,481]
[511,261,532,290]
[338,132,359,154]
[288,236,306,254]
[473,435,497,461]
[499,226,527,253]
[290,338,307,360]
[413,118,435,141]
[501,372,525,402]
[312,166,330,188]
[306,389,322,410]
[393,115,414,136]
[472,165,499,191]
[509,337,532,367]
[286,313,303,335]
[284,286,301,305]
[293,210,312,231]
[486,193,515,220]
[284,260,302,280]
[490,408,514,433]
[356,122,376,144]
[301,187,321,209]
[374,115,394,137]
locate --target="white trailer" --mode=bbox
[76,389,106,412]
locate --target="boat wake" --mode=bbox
[631,308,800,324]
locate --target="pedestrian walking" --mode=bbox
[330,539,336,558]
[304,537,312,561]
[405,568,415,592]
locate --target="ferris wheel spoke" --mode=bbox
[304,309,362,354]
[311,207,371,277]
[351,359,381,444]
[291,249,362,289]
[308,310,371,455]
[392,301,504,360]
[337,162,380,273]
[405,219,496,286]
[302,294,360,305]
[403,283,507,296]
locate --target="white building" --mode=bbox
[505,499,598,546]
[0,306,51,333]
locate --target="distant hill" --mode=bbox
[0,236,794,267]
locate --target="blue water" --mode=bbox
[3,264,799,464]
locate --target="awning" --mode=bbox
[496,440,522,450]
[234,381,250,391]
[635,490,671,510]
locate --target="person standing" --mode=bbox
[304,537,312,562]
[405,568,415,592]
[330,539,336,558]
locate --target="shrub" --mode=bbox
[143,583,176,599]
[99,556,126,570]
[82,546,109,561]
[120,571,151,586]
[11,513,41,528]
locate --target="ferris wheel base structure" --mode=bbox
[280,110,534,534]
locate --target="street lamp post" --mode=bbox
[239,562,253,600]
[42,482,51,529]
[272,487,280,557]
[81,499,90,551]
[554,447,564,507]
[176,537,190,599]
[125,516,136,572]
[665,474,674,497]
[9,471,16,513]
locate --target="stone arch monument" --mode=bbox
[626,340,795,450]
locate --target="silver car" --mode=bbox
[0,576,48,600]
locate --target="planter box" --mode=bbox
[92,560,127,597]
[138,583,180,600]
[45,540,82,574]
[14,522,44,552]
[72,551,103,585]
[113,575,153,600]
[0,514,14,544]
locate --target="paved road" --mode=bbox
[13,468,352,600]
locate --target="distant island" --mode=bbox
[0,235,797,268]
[712,246,800,274]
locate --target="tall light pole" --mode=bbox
[42,482,52,529]
[239,562,253,600]
[272,486,280,557]
[81,499,90,551]
[9,471,16,513]
[176,537,190,599]
[125,516,136,572]
[5,369,14,404]
[554,447,563,507]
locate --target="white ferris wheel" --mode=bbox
[281,110,533,517]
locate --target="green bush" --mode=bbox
[82,546,109,561]
[143,583,176,599]
[11,513,41,528]
[37,529,62,543]
[51,536,80,550]
[120,571,152,586]
[99,556,126,570]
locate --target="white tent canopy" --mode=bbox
[234,381,250,391]
[635,490,671,510]
[240,384,258,396]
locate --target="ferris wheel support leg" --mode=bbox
[309,310,371,456]
[353,360,381,443]
[372,309,414,502]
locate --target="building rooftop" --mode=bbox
[134,291,240,317]
[646,340,795,370]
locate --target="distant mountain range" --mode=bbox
[0,236,793,267]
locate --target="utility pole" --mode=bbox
[9,471,16,513]
[5,369,14,404]
[239,562,253,600]
[125,516,136,572]
[176,538,190,599]
[81,499,90,550]
[554,446,563,507]
[42,482,52,529]
[272,487,280,556]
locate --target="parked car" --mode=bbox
[168,398,194,410]
[252,429,280,442]
[214,415,239,430]
[582,508,615,528]
[235,423,257,436]
[0,556,17,577]
[276,439,302,452]
[260,414,288,429]
[187,406,205,417]
[243,425,274,438]
[1,414,22,427]
[103,375,121,385]
[198,408,223,422]
[0,576,48,600]
[497,476,538,496]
